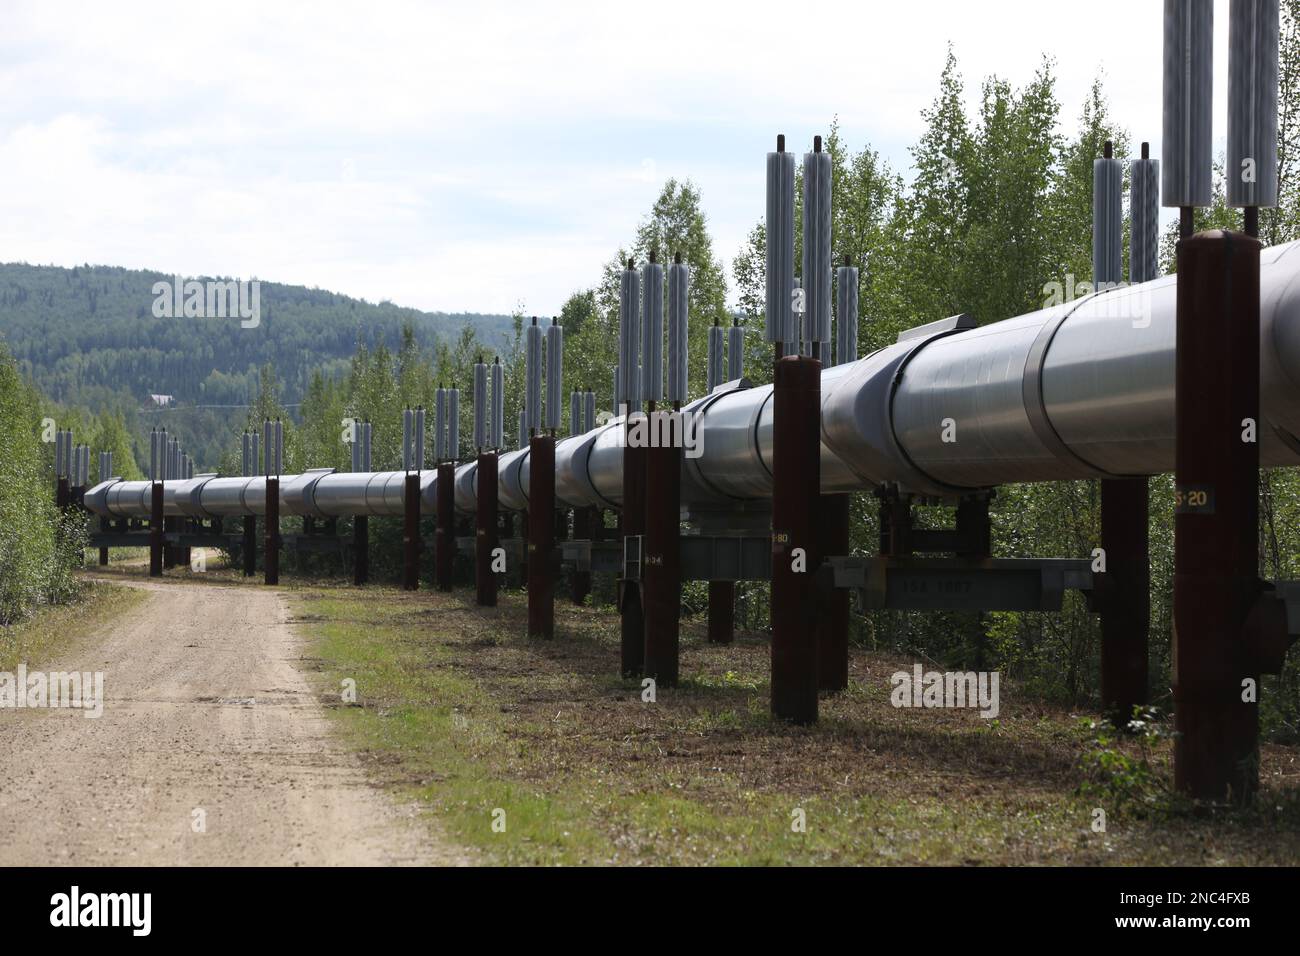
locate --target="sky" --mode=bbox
[0,0,1237,316]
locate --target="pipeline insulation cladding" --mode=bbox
[766,149,796,343]
[792,276,804,353]
[402,407,413,471]
[414,407,425,470]
[1093,156,1124,286]
[802,148,833,343]
[835,266,859,366]
[447,389,460,461]
[473,361,488,450]
[583,390,596,433]
[1130,158,1160,283]
[1162,0,1214,208]
[490,360,504,449]
[545,320,564,431]
[1227,0,1280,207]
[707,324,725,393]
[526,320,543,433]
[642,261,664,402]
[435,387,447,461]
[667,260,689,403]
[619,267,641,404]
[727,322,744,381]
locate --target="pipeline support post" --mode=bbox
[528,435,556,639]
[1174,230,1261,804]
[264,477,280,585]
[643,412,681,686]
[1099,478,1150,725]
[771,355,821,723]
[353,515,368,585]
[707,581,734,644]
[816,493,851,691]
[403,472,420,591]
[476,451,499,606]
[620,438,647,675]
[436,463,454,591]
[149,481,163,578]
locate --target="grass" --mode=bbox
[288,581,1300,866]
[0,579,146,672]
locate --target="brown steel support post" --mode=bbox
[436,463,454,592]
[242,516,256,576]
[55,476,70,510]
[1174,230,1261,804]
[402,472,420,591]
[353,516,369,585]
[571,506,593,605]
[519,512,529,587]
[817,493,850,691]
[163,516,176,569]
[98,516,109,566]
[1100,478,1149,726]
[476,451,499,606]
[149,481,163,578]
[771,355,821,723]
[620,439,647,675]
[643,411,681,686]
[707,582,734,644]
[264,478,280,586]
[528,435,555,639]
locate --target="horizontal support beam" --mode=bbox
[830,556,1094,612]
[622,533,772,583]
[560,539,621,574]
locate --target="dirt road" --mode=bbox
[0,576,463,866]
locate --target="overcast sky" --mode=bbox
[0,1,1236,316]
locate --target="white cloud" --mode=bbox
[0,0,1238,314]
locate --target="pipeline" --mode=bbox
[83,238,1300,522]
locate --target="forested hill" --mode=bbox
[0,262,513,408]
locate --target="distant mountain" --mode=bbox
[0,262,514,409]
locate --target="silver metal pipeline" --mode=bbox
[84,239,1300,521]
[85,469,443,520]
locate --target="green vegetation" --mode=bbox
[298,586,1300,865]
[0,343,87,624]
[0,261,513,469]
[0,579,145,671]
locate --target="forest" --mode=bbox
[0,262,513,466]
